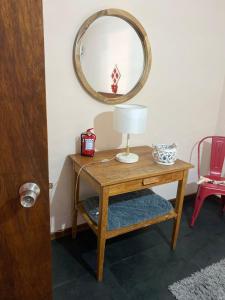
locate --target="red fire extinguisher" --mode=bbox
[81,128,96,157]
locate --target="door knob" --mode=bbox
[19,183,40,208]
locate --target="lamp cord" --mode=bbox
[74,155,117,207]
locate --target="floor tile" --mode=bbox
[106,227,165,264]
[53,269,129,300]
[52,196,225,299]
[52,239,87,288]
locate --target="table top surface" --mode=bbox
[70,146,193,187]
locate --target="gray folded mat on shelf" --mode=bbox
[82,189,173,230]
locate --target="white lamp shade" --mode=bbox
[113,104,148,134]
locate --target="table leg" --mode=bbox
[171,170,188,250]
[72,171,80,239]
[97,187,109,282]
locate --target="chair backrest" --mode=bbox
[198,136,225,178]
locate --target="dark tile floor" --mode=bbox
[52,197,225,300]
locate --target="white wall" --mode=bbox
[43,0,225,233]
[216,77,225,135]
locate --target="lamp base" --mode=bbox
[116,152,139,164]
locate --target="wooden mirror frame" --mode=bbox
[73,9,152,104]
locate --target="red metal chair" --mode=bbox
[190,136,225,227]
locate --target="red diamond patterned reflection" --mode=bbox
[111,65,121,94]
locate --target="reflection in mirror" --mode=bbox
[80,16,144,97]
[74,9,151,104]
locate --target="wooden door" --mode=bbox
[0,1,52,299]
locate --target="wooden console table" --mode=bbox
[70,146,192,281]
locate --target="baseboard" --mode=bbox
[51,223,89,240]
[51,193,197,240]
[170,192,196,205]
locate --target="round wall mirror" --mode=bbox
[73,9,152,104]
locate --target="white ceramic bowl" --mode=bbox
[152,143,177,165]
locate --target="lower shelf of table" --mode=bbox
[78,203,177,239]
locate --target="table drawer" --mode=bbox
[109,171,184,196]
[142,172,183,186]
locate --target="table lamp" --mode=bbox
[113,104,148,163]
